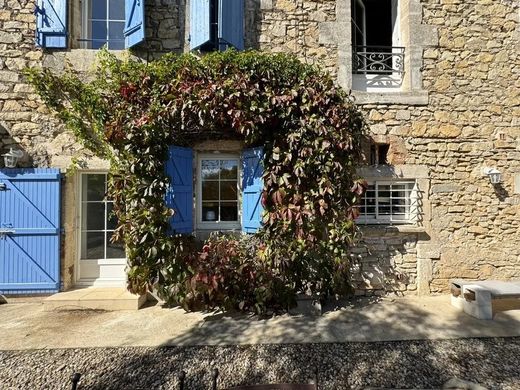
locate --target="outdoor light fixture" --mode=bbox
[482,167,502,184]
[2,148,24,168]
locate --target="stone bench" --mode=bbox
[450,279,520,320]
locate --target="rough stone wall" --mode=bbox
[358,0,520,293]
[1,0,519,294]
[351,227,421,296]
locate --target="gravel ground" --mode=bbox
[1,338,519,389]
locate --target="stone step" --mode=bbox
[43,288,147,311]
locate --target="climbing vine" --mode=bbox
[26,49,367,312]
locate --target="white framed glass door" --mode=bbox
[77,173,126,286]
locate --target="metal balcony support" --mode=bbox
[353,46,405,74]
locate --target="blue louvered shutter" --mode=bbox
[218,0,244,50]
[190,0,211,50]
[35,0,67,48]
[165,146,193,234]
[124,0,145,48]
[241,147,264,233]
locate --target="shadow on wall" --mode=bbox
[55,299,520,389]
[0,122,31,169]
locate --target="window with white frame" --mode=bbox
[81,0,125,50]
[356,180,420,224]
[198,156,240,229]
[351,0,404,91]
[80,173,125,259]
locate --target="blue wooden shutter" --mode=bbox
[0,169,61,294]
[35,0,67,48]
[190,0,211,50]
[165,146,193,234]
[218,0,244,50]
[241,147,264,233]
[124,0,145,48]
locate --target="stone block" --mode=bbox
[431,184,460,194]
[0,70,18,82]
[0,31,22,44]
[395,110,411,120]
[416,244,440,259]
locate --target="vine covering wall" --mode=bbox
[27,50,367,312]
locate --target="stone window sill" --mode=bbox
[351,90,429,106]
[358,224,426,234]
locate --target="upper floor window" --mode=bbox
[351,0,404,91]
[190,0,245,51]
[82,0,126,50]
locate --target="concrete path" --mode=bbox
[1,295,520,350]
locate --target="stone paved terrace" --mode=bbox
[2,295,520,350]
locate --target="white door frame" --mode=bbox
[75,171,127,287]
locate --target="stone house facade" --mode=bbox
[0,0,519,296]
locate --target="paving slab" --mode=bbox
[1,295,520,350]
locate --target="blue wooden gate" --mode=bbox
[0,169,61,294]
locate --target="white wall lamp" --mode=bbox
[482,167,502,185]
[2,148,24,168]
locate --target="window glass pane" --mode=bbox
[106,232,125,259]
[220,202,238,221]
[82,174,105,201]
[220,181,237,200]
[202,181,219,200]
[109,0,125,20]
[201,160,220,180]
[202,203,219,221]
[82,232,105,259]
[107,202,118,230]
[108,21,125,50]
[91,0,107,20]
[91,21,108,49]
[83,202,105,231]
[220,160,238,179]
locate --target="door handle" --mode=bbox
[0,183,6,190]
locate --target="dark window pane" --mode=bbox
[109,0,125,20]
[106,232,125,259]
[220,202,238,221]
[83,202,105,230]
[220,160,238,179]
[107,202,118,230]
[91,21,108,49]
[220,181,237,200]
[82,174,105,201]
[202,181,219,200]
[201,160,220,180]
[108,21,125,50]
[202,202,219,221]
[91,0,107,20]
[82,232,105,259]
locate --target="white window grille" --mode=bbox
[356,180,421,225]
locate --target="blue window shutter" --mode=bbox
[165,146,193,234]
[190,0,211,50]
[35,0,67,48]
[241,147,264,233]
[124,0,145,48]
[218,0,244,50]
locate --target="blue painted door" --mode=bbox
[0,169,61,294]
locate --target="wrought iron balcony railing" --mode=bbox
[353,46,405,75]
